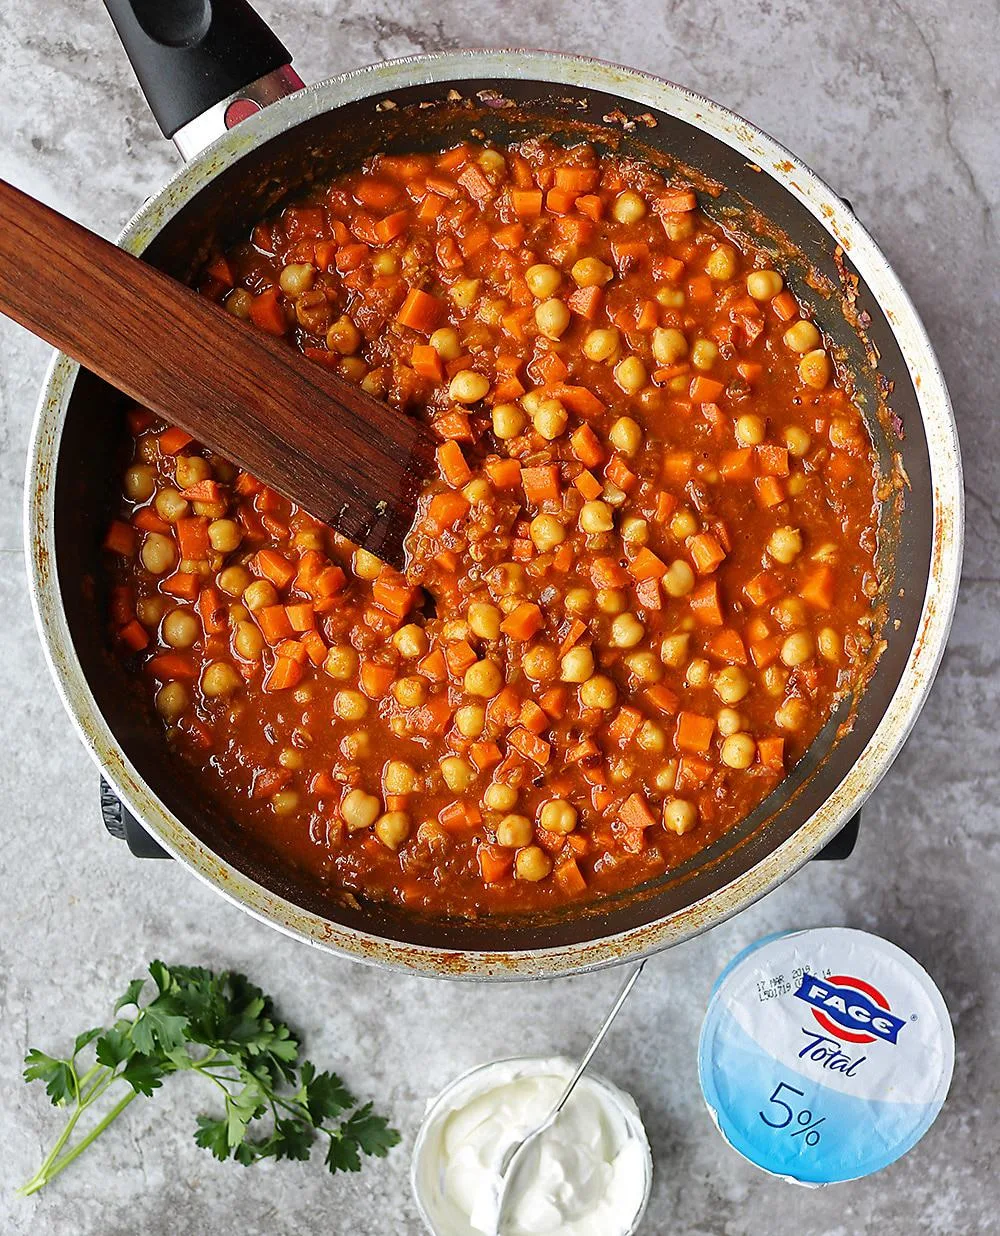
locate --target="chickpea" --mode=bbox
[625,651,663,684]
[540,800,577,835]
[487,562,526,597]
[270,789,300,817]
[326,315,361,355]
[515,845,552,881]
[342,788,380,832]
[279,262,315,296]
[201,661,241,698]
[663,212,695,240]
[229,620,261,661]
[322,645,356,680]
[533,398,568,440]
[341,730,370,760]
[663,559,695,598]
[218,565,251,596]
[714,665,750,704]
[565,587,593,615]
[561,646,595,683]
[691,338,719,371]
[774,597,807,629]
[353,548,382,581]
[529,514,566,552]
[137,596,168,628]
[340,356,367,383]
[162,607,199,649]
[238,583,275,620]
[775,696,809,731]
[571,257,613,288]
[141,532,176,575]
[614,356,647,395]
[124,464,155,502]
[175,455,210,489]
[655,762,679,792]
[455,703,486,738]
[393,676,427,707]
[465,659,503,698]
[612,190,647,223]
[380,760,415,796]
[155,487,189,523]
[335,689,369,721]
[746,269,783,301]
[429,326,461,360]
[207,519,240,554]
[735,414,766,447]
[468,602,502,641]
[784,425,811,457]
[393,623,428,659]
[670,508,698,539]
[525,263,562,298]
[596,588,627,615]
[818,627,841,662]
[799,349,832,389]
[781,631,815,667]
[609,416,642,456]
[535,298,570,340]
[768,526,804,565]
[441,756,476,792]
[497,814,533,847]
[717,707,744,737]
[449,369,490,404]
[523,645,557,682]
[783,320,822,354]
[721,733,757,770]
[493,402,527,440]
[664,799,697,835]
[660,632,690,668]
[372,252,399,276]
[450,277,480,309]
[656,287,685,308]
[375,811,410,850]
[610,613,645,648]
[762,664,789,697]
[224,287,252,318]
[580,674,617,709]
[155,680,189,723]
[583,327,620,362]
[651,327,688,367]
[686,657,710,688]
[706,244,737,281]
[442,620,470,643]
[637,720,667,752]
[579,501,614,534]
[485,782,519,812]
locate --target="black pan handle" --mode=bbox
[103,0,301,154]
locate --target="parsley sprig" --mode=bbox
[20,962,399,1195]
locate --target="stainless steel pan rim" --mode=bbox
[24,50,963,979]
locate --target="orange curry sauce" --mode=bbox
[103,139,880,916]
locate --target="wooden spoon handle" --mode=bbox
[0,179,433,567]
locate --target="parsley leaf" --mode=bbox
[20,962,400,1196]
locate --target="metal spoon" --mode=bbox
[492,959,647,1236]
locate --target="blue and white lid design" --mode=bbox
[698,927,954,1186]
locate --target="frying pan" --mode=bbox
[24,0,963,978]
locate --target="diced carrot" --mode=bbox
[652,254,685,282]
[545,186,578,214]
[360,661,396,699]
[314,565,347,597]
[675,756,714,792]
[800,565,835,609]
[493,223,527,251]
[285,602,315,632]
[131,507,169,535]
[658,189,698,212]
[263,656,303,693]
[750,636,784,668]
[478,843,513,884]
[590,557,628,588]
[485,458,522,489]
[573,193,602,221]
[618,792,657,831]
[566,285,603,320]
[720,449,755,482]
[103,520,135,557]
[690,375,725,403]
[771,290,798,321]
[196,585,227,635]
[335,243,370,272]
[175,517,210,561]
[416,192,446,220]
[662,451,694,484]
[249,287,287,335]
[629,547,668,581]
[118,619,149,652]
[432,410,474,442]
[501,307,533,341]
[520,699,548,734]
[608,706,643,747]
[161,571,199,600]
[257,605,293,645]
[689,533,727,575]
[654,491,678,523]
[445,639,478,677]
[737,361,763,383]
[549,385,605,419]
[510,188,543,217]
[146,652,197,679]
[553,857,587,895]
[521,465,561,505]
[372,209,409,245]
[500,602,544,641]
[178,479,223,503]
[411,344,445,382]
[488,685,522,729]
[757,445,790,477]
[574,470,603,501]
[755,476,786,508]
[636,299,659,332]
[255,548,296,589]
[396,287,443,334]
[439,799,482,832]
[417,648,447,682]
[458,224,491,257]
[676,711,716,754]
[687,276,713,304]
[273,638,308,665]
[425,490,470,533]
[706,628,748,664]
[540,685,568,720]
[689,581,724,627]
[554,166,599,192]
[470,741,503,772]
[530,349,569,386]
[158,427,194,455]
[645,684,680,715]
[634,577,663,611]
[605,455,637,493]
[436,440,473,488]
[757,736,786,770]
[300,629,327,666]
[508,727,551,766]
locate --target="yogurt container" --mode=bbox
[698,927,954,1185]
[411,1055,652,1236]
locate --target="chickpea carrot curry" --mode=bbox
[103,138,881,916]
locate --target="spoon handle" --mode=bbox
[552,959,646,1119]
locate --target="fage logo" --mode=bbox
[793,973,907,1045]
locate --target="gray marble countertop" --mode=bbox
[1,1,997,1232]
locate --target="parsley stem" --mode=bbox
[19,1067,122,1196]
[29,1089,140,1192]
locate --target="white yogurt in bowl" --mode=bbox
[412,1056,652,1236]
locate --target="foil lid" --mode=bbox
[698,927,954,1186]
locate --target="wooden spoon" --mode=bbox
[0,178,436,569]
